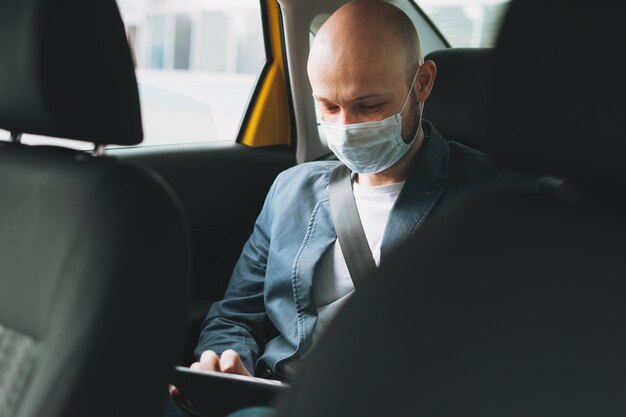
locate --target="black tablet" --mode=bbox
[171,366,289,417]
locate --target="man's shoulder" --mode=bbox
[272,160,340,198]
[280,160,340,179]
[425,122,496,180]
[447,140,492,162]
[444,140,538,193]
[442,140,505,189]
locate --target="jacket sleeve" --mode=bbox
[194,174,281,375]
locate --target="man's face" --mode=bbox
[308,31,420,144]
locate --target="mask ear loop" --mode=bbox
[399,66,421,116]
[400,66,423,145]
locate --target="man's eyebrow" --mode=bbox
[312,95,334,103]
[312,93,391,102]
[352,93,390,101]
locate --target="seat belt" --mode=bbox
[328,164,377,289]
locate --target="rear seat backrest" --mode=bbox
[423,48,492,152]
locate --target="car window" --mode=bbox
[418,0,511,47]
[2,0,266,150]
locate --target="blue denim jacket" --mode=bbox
[195,122,515,377]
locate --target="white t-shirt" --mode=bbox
[281,179,405,377]
[311,179,405,345]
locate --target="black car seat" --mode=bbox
[0,0,191,416]
[423,48,492,151]
[272,0,626,416]
[423,47,563,195]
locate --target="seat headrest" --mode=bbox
[0,0,142,145]
[423,48,493,153]
[487,0,626,187]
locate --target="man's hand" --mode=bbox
[190,349,252,376]
[169,349,251,398]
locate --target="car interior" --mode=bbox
[1,0,624,416]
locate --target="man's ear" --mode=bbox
[416,60,437,102]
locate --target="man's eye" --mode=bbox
[323,105,339,113]
[362,104,383,112]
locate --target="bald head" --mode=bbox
[310,0,421,86]
[308,0,437,180]
[307,0,436,131]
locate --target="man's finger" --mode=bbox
[196,350,221,372]
[169,384,180,395]
[219,349,251,376]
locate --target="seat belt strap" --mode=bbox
[328,164,377,289]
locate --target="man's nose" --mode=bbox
[338,110,359,125]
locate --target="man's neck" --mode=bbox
[355,127,426,187]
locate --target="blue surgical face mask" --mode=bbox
[321,70,422,174]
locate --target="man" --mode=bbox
[188,0,507,384]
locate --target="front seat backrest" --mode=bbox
[0,0,191,416]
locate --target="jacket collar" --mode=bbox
[380,120,450,260]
